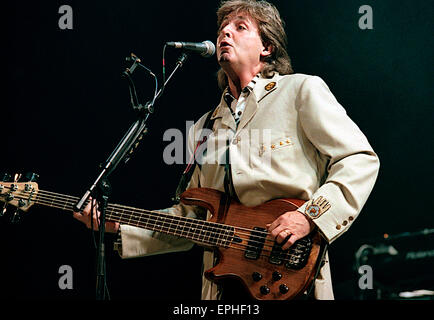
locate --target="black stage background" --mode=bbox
[1,0,433,301]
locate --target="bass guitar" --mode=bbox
[0,176,325,300]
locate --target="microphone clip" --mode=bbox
[134,101,154,115]
[124,53,141,76]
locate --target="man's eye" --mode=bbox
[238,25,247,30]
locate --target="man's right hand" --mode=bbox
[73,197,119,233]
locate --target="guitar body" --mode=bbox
[180,188,325,300]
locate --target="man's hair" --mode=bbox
[216,0,293,90]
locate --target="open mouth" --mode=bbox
[219,41,232,50]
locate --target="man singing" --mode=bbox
[74,0,379,300]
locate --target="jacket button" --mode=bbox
[336,225,341,230]
[342,220,348,226]
[348,216,354,221]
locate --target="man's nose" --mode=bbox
[219,24,232,39]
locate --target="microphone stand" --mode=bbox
[74,52,189,300]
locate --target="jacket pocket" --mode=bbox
[259,137,293,156]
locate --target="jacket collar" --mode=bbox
[210,73,280,131]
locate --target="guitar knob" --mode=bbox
[252,272,262,282]
[279,284,289,294]
[260,285,270,295]
[272,271,282,281]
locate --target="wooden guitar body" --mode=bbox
[181,188,325,300]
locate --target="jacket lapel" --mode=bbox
[210,92,237,132]
[237,75,279,132]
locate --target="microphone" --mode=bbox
[166,40,215,57]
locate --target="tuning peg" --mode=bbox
[1,173,12,182]
[24,172,39,182]
[11,208,23,224]
[1,203,7,217]
[14,173,22,183]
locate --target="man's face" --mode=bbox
[217,12,270,70]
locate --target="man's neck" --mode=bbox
[224,64,263,99]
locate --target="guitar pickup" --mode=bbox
[244,227,267,260]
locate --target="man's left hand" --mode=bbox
[267,211,316,250]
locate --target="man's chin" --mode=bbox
[218,52,231,63]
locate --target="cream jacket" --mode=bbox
[116,73,380,300]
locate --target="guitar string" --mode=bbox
[28,197,302,263]
[2,185,309,264]
[34,195,287,256]
[30,188,276,238]
[4,188,305,257]
[14,187,275,240]
[2,186,292,254]
[4,188,300,256]
[7,191,306,264]
[32,190,286,250]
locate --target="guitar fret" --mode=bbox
[196,223,205,242]
[50,195,55,207]
[92,203,234,248]
[205,223,218,246]
[215,227,224,247]
[182,221,191,239]
[173,216,181,236]
[118,207,125,223]
[136,208,143,227]
[9,187,232,250]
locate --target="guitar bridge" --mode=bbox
[285,237,313,270]
[244,227,267,260]
[268,236,313,269]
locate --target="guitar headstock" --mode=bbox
[0,173,39,223]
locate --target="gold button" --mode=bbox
[336,225,341,230]
[286,139,290,143]
[271,144,275,149]
[280,141,283,145]
[348,216,354,221]
[342,220,348,226]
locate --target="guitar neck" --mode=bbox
[34,190,235,248]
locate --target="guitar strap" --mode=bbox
[173,108,217,203]
[304,242,330,299]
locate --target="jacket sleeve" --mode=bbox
[295,76,380,243]
[117,186,204,259]
[116,113,210,259]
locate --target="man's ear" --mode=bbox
[260,43,272,58]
